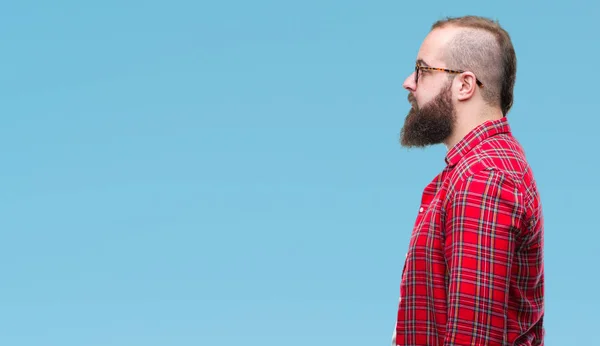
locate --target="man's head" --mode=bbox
[400,16,517,148]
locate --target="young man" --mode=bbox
[393,16,544,345]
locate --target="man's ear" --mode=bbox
[456,72,477,101]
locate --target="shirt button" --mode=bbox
[419,207,424,213]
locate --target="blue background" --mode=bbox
[1,1,596,345]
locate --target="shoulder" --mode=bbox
[449,133,534,192]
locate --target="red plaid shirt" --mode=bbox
[394,118,544,345]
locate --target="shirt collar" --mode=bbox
[445,117,512,167]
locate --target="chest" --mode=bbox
[408,176,451,254]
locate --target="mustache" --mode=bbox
[408,93,418,108]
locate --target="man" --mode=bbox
[393,16,544,345]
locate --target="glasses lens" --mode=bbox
[414,66,419,84]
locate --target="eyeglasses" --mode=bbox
[415,64,484,87]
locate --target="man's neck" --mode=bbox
[444,108,504,150]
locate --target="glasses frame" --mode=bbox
[415,64,484,87]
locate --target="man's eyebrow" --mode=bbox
[416,59,430,67]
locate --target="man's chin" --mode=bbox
[400,124,447,148]
[399,116,435,148]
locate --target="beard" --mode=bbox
[400,81,456,148]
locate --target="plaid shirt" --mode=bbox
[393,118,544,345]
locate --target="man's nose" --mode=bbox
[403,72,416,92]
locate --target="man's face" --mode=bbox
[400,28,458,148]
[400,80,456,148]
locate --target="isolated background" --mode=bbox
[1,1,597,345]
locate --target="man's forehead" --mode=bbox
[416,27,459,66]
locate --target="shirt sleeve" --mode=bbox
[443,169,522,345]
